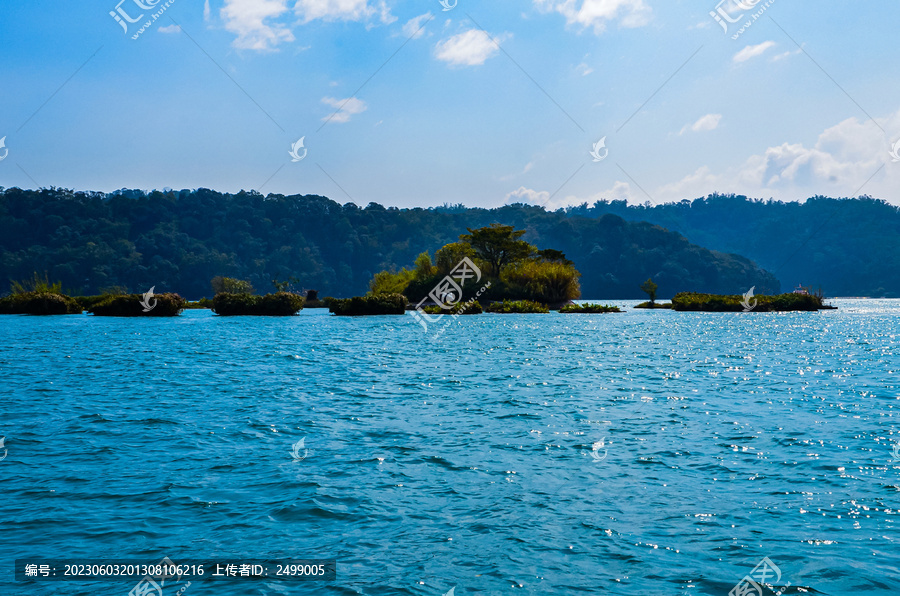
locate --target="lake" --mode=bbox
[1,299,899,595]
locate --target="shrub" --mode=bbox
[329,293,407,316]
[634,301,673,309]
[10,272,63,295]
[183,298,214,309]
[485,299,549,314]
[74,295,111,310]
[0,291,82,315]
[502,260,581,304]
[89,293,186,316]
[212,292,304,316]
[422,300,483,315]
[559,303,622,313]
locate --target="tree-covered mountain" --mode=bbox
[566,194,900,297]
[0,187,778,300]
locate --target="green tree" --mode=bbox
[640,278,658,304]
[460,224,534,277]
[536,249,574,266]
[272,274,300,292]
[211,276,254,295]
[413,252,436,281]
[369,269,414,295]
[435,242,476,274]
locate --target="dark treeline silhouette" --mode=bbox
[0,187,779,299]
[567,193,900,297]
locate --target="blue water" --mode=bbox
[1,300,899,595]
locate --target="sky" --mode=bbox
[2,0,900,209]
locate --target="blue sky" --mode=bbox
[2,0,900,208]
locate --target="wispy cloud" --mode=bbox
[158,24,181,34]
[733,40,777,63]
[321,97,368,123]
[403,13,432,39]
[771,46,803,62]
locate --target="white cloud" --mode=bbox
[403,13,432,39]
[593,181,635,202]
[222,0,294,51]
[204,0,211,22]
[733,40,777,63]
[158,24,181,34]
[295,0,395,24]
[435,29,509,67]
[534,0,651,34]
[514,109,900,208]
[576,62,593,76]
[506,180,637,209]
[655,109,900,202]
[506,186,550,206]
[321,96,368,123]
[222,0,396,50]
[680,113,722,135]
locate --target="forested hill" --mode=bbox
[0,187,778,300]
[568,194,900,297]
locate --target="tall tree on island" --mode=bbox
[640,278,658,305]
[459,224,533,277]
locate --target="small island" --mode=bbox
[90,292,186,317]
[212,292,305,316]
[0,274,82,315]
[485,299,550,314]
[559,303,622,313]
[328,294,407,316]
[359,224,581,314]
[671,289,836,312]
[633,278,673,309]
